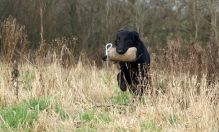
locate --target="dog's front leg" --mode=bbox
[117,63,132,91]
[117,72,127,91]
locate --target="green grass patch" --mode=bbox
[80,111,95,122]
[141,121,161,132]
[168,114,178,125]
[55,105,70,121]
[0,98,50,130]
[111,91,130,105]
[79,110,111,124]
[25,98,50,111]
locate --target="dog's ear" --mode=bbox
[132,31,140,42]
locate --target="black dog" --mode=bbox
[104,29,151,96]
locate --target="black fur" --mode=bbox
[104,29,151,96]
[114,30,150,64]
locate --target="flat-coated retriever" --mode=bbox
[104,29,151,96]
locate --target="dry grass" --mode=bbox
[0,17,29,63]
[0,15,218,132]
[0,61,218,132]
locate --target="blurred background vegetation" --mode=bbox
[1,0,219,50]
[0,0,219,78]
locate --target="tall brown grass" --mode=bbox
[0,17,29,63]
[0,17,218,131]
[0,60,218,131]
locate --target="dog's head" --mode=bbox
[115,30,140,55]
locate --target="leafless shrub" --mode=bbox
[206,43,219,85]
[0,16,29,63]
[48,36,78,66]
[151,38,219,91]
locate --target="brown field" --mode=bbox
[0,60,218,131]
[0,12,219,132]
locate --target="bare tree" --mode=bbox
[207,0,219,43]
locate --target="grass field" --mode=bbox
[0,62,218,131]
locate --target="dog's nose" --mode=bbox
[117,49,125,54]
